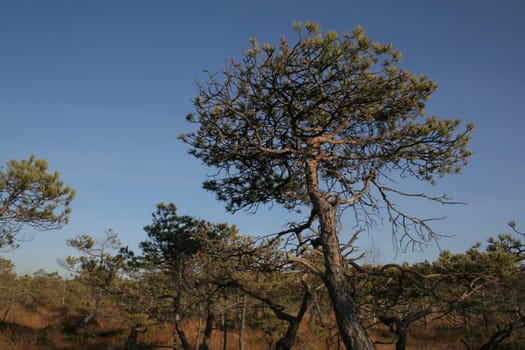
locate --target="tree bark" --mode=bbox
[305,158,376,350]
[238,294,247,350]
[73,291,102,332]
[123,323,146,350]
[379,316,407,350]
[479,323,513,350]
[231,281,311,350]
[174,314,191,350]
[2,304,11,321]
[198,299,214,350]
[275,289,311,350]
[174,267,191,350]
[320,211,376,350]
[221,311,228,350]
[195,305,202,350]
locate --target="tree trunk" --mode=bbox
[221,310,228,350]
[73,292,102,332]
[174,315,191,350]
[174,267,191,350]
[379,316,407,350]
[198,299,214,350]
[479,323,513,350]
[195,305,202,350]
[305,158,376,350]
[395,324,407,350]
[238,294,247,350]
[275,289,311,350]
[2,304,11,321]
[320,219,376,350]
[123,323,146,350]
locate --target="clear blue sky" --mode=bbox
[2,0,524,274]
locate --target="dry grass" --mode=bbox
[1,304,524,350]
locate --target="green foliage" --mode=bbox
[486,222,525,261]
[346,228,525,349]
[181,22,474,349]
[0,258,14,276]
[0,156,75,250]
[430,236,525,348]
[63,229,125,289]
[141,203,206,266]
[140,202,245,273]
[139,203,247,333]
[181,21,473,216]
[0,227,523,348]
[180,21,473,256]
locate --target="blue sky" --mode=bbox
[2,0,524,274]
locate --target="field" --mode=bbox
[1,302,522,350]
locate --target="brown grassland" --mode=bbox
[0,302,523,350]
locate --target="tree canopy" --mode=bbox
[181,22,474,350]
[139,203,246,350]
[181,21,473,247]
[0,156,75,250]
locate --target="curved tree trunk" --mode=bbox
[479,323,513,350]
[275,289,311,350]
[306,159,376,350]
[319,209,376,350]
[73,291,102,332]
[174,314,191,350]
[379,316,407,350]
[232,282,312,350]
